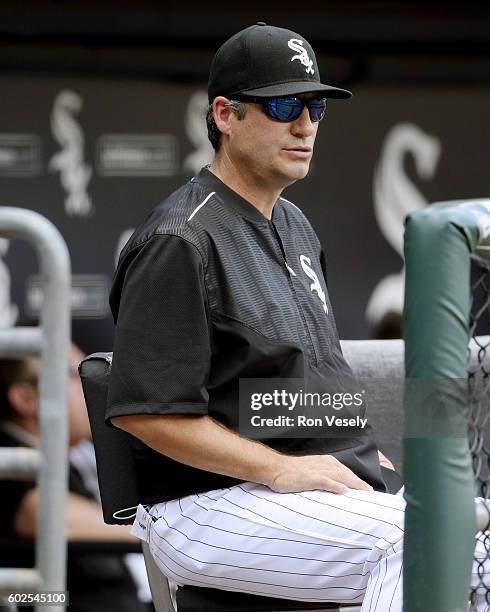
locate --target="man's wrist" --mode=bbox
[254,448,285,489]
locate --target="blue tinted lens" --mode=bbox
[264,97,326,122]
[309,99,327,122]
[266,97,303,121]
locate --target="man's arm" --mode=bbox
[13,488,136,541]
[112,413,373,495]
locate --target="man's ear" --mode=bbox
[212,96,235,138]
[7,382,39,419]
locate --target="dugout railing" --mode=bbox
[0,208,70,612]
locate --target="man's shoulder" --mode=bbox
[120,175,213,263]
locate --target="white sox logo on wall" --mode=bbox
[300,255,328,314]
[49,90,93,217]
[287,39,314,75]
[366,122,441,327]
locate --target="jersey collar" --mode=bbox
[196,167,283,225]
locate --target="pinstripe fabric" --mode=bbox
[132,483,405,610]
[132,484,490,610]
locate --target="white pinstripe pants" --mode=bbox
[131,482,490,611]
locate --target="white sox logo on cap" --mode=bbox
[287,38,314,75]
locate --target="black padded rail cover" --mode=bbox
[79,352,140,525]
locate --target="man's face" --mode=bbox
[6,343,91,446]
[225,94,319,190]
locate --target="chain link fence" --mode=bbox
[468,257,490,609]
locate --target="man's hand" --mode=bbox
[378,450,395,471]
[269,454,374,495]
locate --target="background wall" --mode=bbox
[0,1,488,353]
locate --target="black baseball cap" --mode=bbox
[208,22,352,102]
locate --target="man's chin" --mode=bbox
[287,162,311,181]
[272,161,311,189]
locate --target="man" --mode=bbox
[0,343,150,612]
[107,23,485,610]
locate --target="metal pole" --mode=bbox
[0,207,70,612]
[0,327,43,357]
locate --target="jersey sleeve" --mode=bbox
[106,234,211,423]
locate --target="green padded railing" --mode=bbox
[403,199,490,612]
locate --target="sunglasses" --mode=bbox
[237,95,327,123]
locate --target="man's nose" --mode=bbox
[290,106,316,137]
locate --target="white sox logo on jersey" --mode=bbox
[299,255,328,314]
[287,39,314,75]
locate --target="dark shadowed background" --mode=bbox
[0,1,488,353]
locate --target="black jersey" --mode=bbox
[107,167,387,503]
